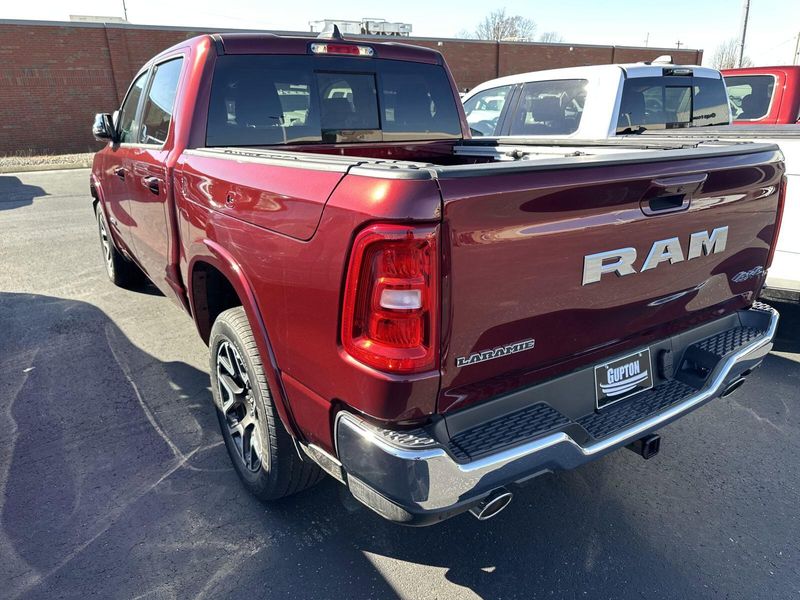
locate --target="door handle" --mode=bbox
[143,176,162,195]
[641,173,707,216]
[113,166,126,180]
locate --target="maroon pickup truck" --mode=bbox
[90,31,784,525]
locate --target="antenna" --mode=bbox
[318,24,344,40]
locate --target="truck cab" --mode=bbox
[463,60,730,138]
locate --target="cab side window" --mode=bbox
[724,75,775,120]
[463,85,513,136]
[117,73,148,144]
[139,58,184,145]
[509,79,587,135]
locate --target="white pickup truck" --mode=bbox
[462,59,731,138]
[638,127,798,300]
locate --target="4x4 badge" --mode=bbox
[456,339,535,368]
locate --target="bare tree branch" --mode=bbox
[712,38,753,69]
[474,8,536,41]
[539,31,564,43]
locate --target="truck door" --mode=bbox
[126,57,184,297]
[103,71,149,252]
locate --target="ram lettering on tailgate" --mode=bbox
[582,227,729,285]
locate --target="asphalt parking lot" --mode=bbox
[1,168,799,599]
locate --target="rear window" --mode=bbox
[724,75,776,121]
[206,55,462,146]
[508,79,587,136]
[616,75,730,133]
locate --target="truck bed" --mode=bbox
[191,137,781,172]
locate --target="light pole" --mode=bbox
[737,0,751,68]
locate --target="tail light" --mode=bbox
[766,175,787,269]
[341,224,439,374]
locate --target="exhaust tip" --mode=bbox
[469,488,513,521]
[721,376,746,398]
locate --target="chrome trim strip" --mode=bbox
[301,443,346,483]
[335,306,778,515]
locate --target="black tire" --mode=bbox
[95,206,144,289]
[209,306,323,500]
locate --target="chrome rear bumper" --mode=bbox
[334,304,779,525]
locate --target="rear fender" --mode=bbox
[188,239,302,441]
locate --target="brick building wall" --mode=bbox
[0,19,703,155]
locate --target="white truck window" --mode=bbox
[463,85,513,136]
[617,76,729,132]
[508,79,587,136]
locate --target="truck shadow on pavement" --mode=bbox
[0,176,47,210]
[1,292,798,599]
[772,300,800,354]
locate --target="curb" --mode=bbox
[0,161,92,174]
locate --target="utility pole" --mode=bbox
[645,32,649,47]
[122,0,128,21]
[737,0,751,68]
[794,32,800,65]
[676,40,683,49]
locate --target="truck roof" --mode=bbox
[151,32,443,66]
[721,65,800,76]
[467,62,720,97]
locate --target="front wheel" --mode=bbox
[95,207,144,288]
[209,307,322,500]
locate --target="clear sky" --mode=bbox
[2,0,798,67]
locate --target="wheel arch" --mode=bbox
[188,241,302,440]
[90,171,105,214]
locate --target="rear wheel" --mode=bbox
[95,207,144,288]
[209,307,322,500]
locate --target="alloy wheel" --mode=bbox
[97,213,114,277]
[216,340,263,472]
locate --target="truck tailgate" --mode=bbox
[437,148,784,413]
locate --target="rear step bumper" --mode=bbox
[334,303,779,525]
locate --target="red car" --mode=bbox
[90,31,783,525]
[723,66,800,124]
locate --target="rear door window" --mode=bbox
[117,72,148,144]
[724,75,776,120]
[508,79,587,135]
[616,74,729,133]
[206,55,462,146]
[139,57,184,145]
[462,85,514,136]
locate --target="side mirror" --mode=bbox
[92,113,117,143]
